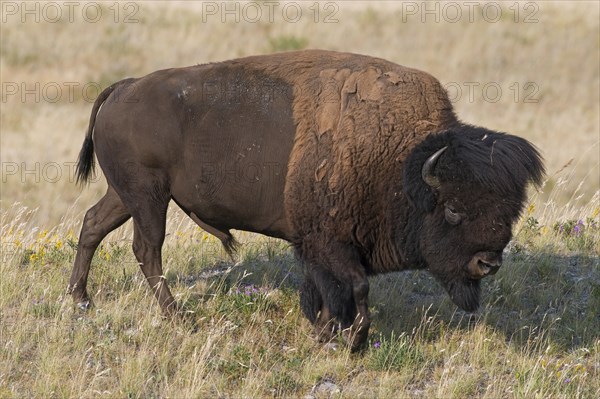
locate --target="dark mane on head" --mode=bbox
[437,125,545,193]
[404,124,545,212]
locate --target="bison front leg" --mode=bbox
[342,275,370,351]
[299,243,369,351]
[325,245,370,351]
[300,275,348,342]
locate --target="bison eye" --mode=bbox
[444,205,462,225]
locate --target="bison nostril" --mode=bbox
[468,252,503,278]
[477,260,492,275]
[478,259,501,275]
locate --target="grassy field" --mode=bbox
[1,200,599,398]
[1,1,599,398]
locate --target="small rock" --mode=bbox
[151,317,162,327]
[77,300,90,311]
[322,342,338,352]
[315,381,340,395]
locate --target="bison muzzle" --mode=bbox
[68,50,544,350]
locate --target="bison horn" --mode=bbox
[421,146,447,188]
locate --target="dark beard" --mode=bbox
[444,276,481,312]
[428,266,482,312]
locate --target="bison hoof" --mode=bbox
[314,320,341,343]
[341,327,369,352]
[178,311,199,332]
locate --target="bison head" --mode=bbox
[403,125,544,312]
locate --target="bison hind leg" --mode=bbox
[68,185,131,309]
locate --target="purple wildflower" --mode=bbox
[573,220,584,236]
[373,341,381,349]
[232,284,267,297]
[243,285,260,296]
[564,377,571,384]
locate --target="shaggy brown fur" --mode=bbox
[226,51,457,250]
[70,50,544,351]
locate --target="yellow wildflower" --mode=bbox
[527,203,535,215]
[37,229,48,242]
[29,248,45,264]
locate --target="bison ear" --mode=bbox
[402,148,440,213]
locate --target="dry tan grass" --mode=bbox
[1,198,598,398]
[1,1,598,226]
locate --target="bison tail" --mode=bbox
[76,78,134,186]
[75,134,95,186]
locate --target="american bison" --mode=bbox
[68,50,544,350]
